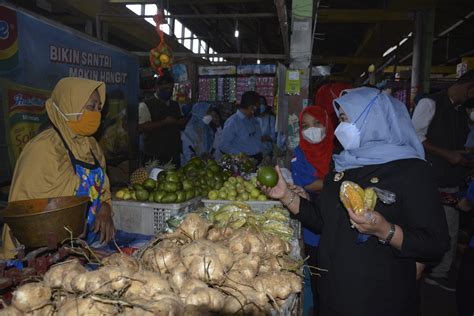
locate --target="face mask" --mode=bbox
[303,127,326,144]
[334,92,380,150]
[159,89,172,101]
[202,115,213,125]
[54,102,101,136]
[470,111,474,121]
[334,122,361,150]
[68,111,101,136]
[260,104,266,114]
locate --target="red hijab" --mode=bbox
[314,82,352,128]
[299,106,335,178]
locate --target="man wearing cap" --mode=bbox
[412,70,474,291]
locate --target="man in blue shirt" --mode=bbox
[219,91,263,162]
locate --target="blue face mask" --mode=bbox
[159,89,173,101]
[260,104,266,114]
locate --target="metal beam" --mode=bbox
[317,9,414,23]
[132,51,378,64]
[274,0,290,59]
[100,9,413,23]
[98,13,276,19]
[384,65,456,74]
[421,8,435,93]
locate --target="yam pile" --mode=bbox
[1,213,303,315]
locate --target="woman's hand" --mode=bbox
[346,208,391,240]
[259,165,289,200]
[260,166,301,215]
[94,203,116,244]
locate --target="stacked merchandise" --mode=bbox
[223,78,236,102]
[217,77,225,101]
[236,76,256,103]
[256,76,275,106]
[198,78,217,102]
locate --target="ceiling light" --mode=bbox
[257,59,261,64]
[399,37,408,46]
[382,45,397,57]
[234,20,239,38]
[360,72,366,78]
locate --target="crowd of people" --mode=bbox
[138,72,280,167]
[133,70,474,315]
[9,69,474,316]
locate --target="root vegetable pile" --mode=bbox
[3,214,302,315]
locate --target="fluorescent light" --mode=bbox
[234,30,239,38]
[399,37,408,46]
[382,45,397,57]
[257,59,261,64]
[360,72,366,77]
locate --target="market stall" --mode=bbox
[197,64,278,120]
[0,155,305,314]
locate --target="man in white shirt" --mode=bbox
[412,70,474,291]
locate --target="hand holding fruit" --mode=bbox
[346,207,392,240]
[259,166,288,200]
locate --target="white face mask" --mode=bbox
[53,102,82,121]
[302,127,326,144]
[202,115,213,125]
[334,92,381,151]
[334,122,361,150]
[470,111,474,121]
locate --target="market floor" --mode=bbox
[421,272,458,316]
[420,231,471,316]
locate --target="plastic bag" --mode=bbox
[371,187,396,205]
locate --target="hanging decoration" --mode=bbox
[149,9,173,76]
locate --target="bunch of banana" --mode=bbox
[339,181,377,215]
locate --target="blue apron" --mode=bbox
[54,127,104,245]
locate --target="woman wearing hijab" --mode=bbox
[9,77,115,245]
[263,87,449,316]
[181,102,214,163]
[292,106,334,194]
[291,106,334,313]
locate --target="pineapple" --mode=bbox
[130,160,175,185]
[130,160,159,185]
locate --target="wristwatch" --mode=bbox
[379,223,396,245]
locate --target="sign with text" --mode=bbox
[0,5,139,171]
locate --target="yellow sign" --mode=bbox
[1,79,49,167]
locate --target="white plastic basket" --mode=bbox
[112,197,201,235]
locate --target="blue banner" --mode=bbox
[0,5,139,173]
[2,7,138,104]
